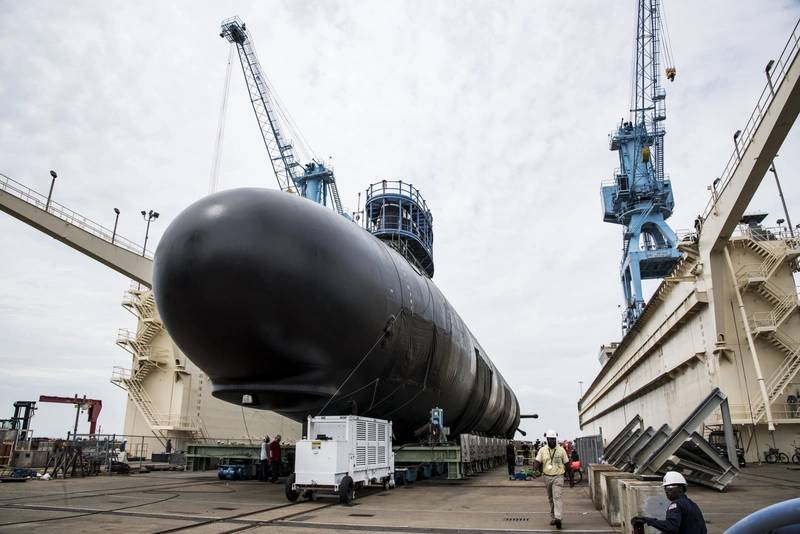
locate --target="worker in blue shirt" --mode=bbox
[633,471,707,534]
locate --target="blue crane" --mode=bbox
[220,17,344,214]
[601,0,679,333]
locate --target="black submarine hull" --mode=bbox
[153,188,519,441]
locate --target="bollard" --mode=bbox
[589,464,619,510]
[599,471,637,525]
[725,497,800,534]
[619,480,670,534]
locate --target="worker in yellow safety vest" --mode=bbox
[533,429,571,530]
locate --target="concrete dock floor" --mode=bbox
[0,464,798,533]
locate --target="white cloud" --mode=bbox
[1,0,799,440]
[1,367,109,383]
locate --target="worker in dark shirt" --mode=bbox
[506,440,516,479]
[633,471,707,534]
[269,435,282,483]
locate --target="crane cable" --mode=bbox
[264,76,317,163]
[659,0,676,75]
[208,44,234,195]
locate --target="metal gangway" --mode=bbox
[0,172,152,286]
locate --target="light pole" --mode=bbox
[141,209,159,257]
[733,130,742,161]
[766,59,775,96]
[112,208,120,244]
[45,170,57,212]
[769,161,794,237]
[578,381,584,397]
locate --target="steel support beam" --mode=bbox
[635,388,739,490]
[0,174,152,286]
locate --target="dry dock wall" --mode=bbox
[579,239,800,463]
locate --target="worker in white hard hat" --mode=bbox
[259,436,271,482]
[533,429,570,529]
[632,471,707,533]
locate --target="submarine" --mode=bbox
[153,184,520,441]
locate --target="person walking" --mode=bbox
[633,472,707,533]
[259,436,270,482]
[506,440,517,479]
[269,435,282,483]
[534,429,570,529]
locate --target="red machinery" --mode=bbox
[38,395,102,435]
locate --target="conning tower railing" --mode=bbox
[364,180,434,277]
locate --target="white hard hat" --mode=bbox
[545,429,557,438]
[662,471,687,486]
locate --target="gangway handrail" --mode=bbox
[0,172,152,259]
[701,19,800,222]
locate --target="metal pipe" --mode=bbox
[725,497,800,534]
[723,246,775,431]
[45,170,57,212]
[112,208,120,244]
[73,403,81,437]
[143,217,152,256]
[765,59,776,97]
[769,161,794,237]
[719,399,738,467]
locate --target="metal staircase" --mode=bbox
[329,181,344,215]
[111,286,206,440]
[732,233,800,422]
[736,236,800,286]
[752,345,800,422]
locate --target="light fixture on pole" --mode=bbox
[45,170,57,212]
[141,209,159,257]
[709,177,722,215]
[733,130,742,160]
[765,59,775,96]
[112,208,120,244]
[769,161,794,238]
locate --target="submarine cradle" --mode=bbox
[152,187,519,441]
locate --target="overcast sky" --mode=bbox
[1,1,799,440]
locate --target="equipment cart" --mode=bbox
[286,415,394,504]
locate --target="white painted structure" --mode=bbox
[113,285,300,455]
[580,22,800,462]
[292,416,394,494]
[0,172,300,455]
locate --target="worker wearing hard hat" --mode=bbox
[259,436,271,482]
[632,471,707,533]
[533,429,570,529]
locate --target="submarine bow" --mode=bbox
[153,188,519,440]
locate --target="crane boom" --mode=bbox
[220,16,344,214]
[221,17,300,193]
[600,0,680,333]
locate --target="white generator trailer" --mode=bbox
[286,415,395,504]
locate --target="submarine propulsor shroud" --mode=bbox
[153,188,519,441]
